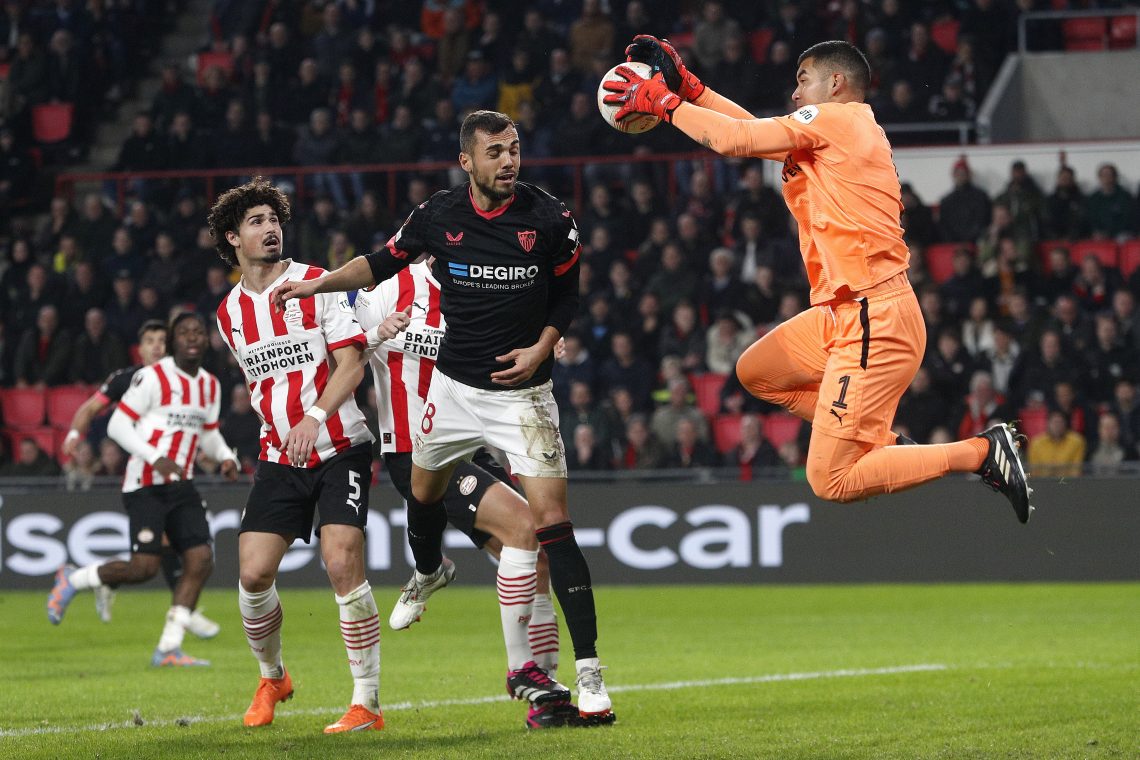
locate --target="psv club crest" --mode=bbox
[517,230,537,253]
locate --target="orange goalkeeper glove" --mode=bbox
[601,66,682,124]
[625,34,706,102]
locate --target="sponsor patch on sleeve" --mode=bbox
[792,105,819,124]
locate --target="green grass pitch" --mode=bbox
[1,582,1136,759]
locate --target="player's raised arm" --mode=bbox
[271,256,374,309]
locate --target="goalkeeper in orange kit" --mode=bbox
[603,38,1033,522]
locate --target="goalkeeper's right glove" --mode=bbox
[625,34,706,103]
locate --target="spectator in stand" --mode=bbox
[552,90,607,161]
[707,33,758,111]
[618,414,667,470]
[1011,329,1080,409]
[580,183,624,248]
[535,48,580,126]
[195,264,231,317]
[211,99,254,172]
[1109,380,1140,451]
[1047,293,1093,354]
[650,377,708,448]
[568,0,613,72]
[221,384,260,471]
[938,158,991,244]
[560,380,615,457]
[293,107,347,210]
[1111,290,1140,350]
[1028,409,1085,478]
[669,417,720,469]
[926,327,976,405]
[770,0,824,53]
[961,296,997,359]
[959,0,1011,92]
[7,32,47,123]
[982,237,1034,309]
[676,171,724,240]
[74,193,117,258]
[9,263,58,338]
[69,307,126,384]
[646,243,698,318]
[726,414,779,479]
[1007,288,1047,344]
[0,438,61,477]
[898,21,948,97]
[113,111,164,198]
[311,3,352,79]
[755,39,797,112]
[993,160,1045,244]
[124,200,158,255]
[940,246,984,323]
[1036,245,1077,306]
[741,265,780,327]
[1083,314,1136,405]
[659,300,706,375]
[14,304,71,387]
[381,103,421,165]
[249,109,294,168]
[60,261,106,333]
[296,193,340,264]
[344,191,392,255]
[699,248,746,320]
[705,310,753,377]
[164,111,208,174]
[894,366,947,444]
[497,50,537,121]
[692,1,741,70]
[566,423,612,471]
[451,50,498,112]
[598,331,654,413]
[95,436,125,477]
[263,22,300,85]
[828,0,867,47]
[100,226,144,282]
[1087,412,1135,474]
[435,7,471,84]
[194,63,233,128]
[0,128,35,207]
[0,238,33,313]
[928,74,975,121]
[1085,163,1137,239]
[602,259,638,329]
[38,196,77,252]
[984,323,1021,398]
[283,58,326,125]
[51,233,81,278]
[516,10,561,74]
[1072,255,1120,314]
[900,183,938,249]
[242,60,284,124]
[151,61,196,131]
[1045,166,1089,240]
[876,80,926,134]
[63,439,98,491]
[103,271,144,344]
[956,370,1010,439]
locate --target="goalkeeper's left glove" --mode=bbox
[601,66,682,124]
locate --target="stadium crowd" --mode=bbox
[1,0,1139,482]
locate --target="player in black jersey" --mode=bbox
[59,319,221,638]
[274,110,612,720]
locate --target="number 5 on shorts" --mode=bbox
[347,470,362,513]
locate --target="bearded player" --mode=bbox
[603,38,1032,521]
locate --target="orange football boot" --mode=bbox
[323,704,384,734]
[243,670,293,727]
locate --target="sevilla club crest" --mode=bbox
[517,230,537,253]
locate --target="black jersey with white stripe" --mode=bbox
[97,364,143,404]
[364,181,581,391]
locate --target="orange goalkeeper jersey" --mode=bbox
[675,99,910,305]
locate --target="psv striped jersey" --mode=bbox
[353,262,444,454]
[216,260,372,467]
[114,356,221,493]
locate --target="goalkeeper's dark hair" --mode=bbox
[207,176,291,266]
[459,110,515,154]
[797,40,871,95]
[137,319,167,341]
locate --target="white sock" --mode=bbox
[69,564,103,590]
[335,581,380,712]
[157,605,191,652]
[239,583,284,679]
[529,592,560,676]
[497,547,538,671]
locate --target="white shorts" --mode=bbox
[412,370,568,478]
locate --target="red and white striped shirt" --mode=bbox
[354,262,443,454]
[113,357,221,493]
[217,260,372,467]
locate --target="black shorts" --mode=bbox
[122,481,212,555]
[383,448,514,550]
[241,444,373,543]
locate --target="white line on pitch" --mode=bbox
[0,663,946,738]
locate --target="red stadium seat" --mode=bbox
[1109,15,1137,48]
[713,414,743,453]
[1071,239,1119,269]
[0,62,10,80]
[1017,407,1049,441]
[931,19,960,54]
[196,51,234,85]
[763,413,803,450]
[31,102,74,144]
[47,385,93,430]
[1118,239,1140,278]
[1063,17,1107,50]
[749,28,774,63]
[924,243,971,284]
[0,387,47,429]
[3,426,57,459]
[691,372,727,417]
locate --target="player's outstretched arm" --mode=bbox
[271,257,375,309]
[625,34,752,119]
[61,394,110,457]
[280,343,366,466]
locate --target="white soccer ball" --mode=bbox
[596,61,661,134]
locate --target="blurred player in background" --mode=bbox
[273,110,613,722]
[60,319,221,637]
[355,260,611,729]
[604,38,1033,523]
[47,312,239,667]
[208,178,383,734]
